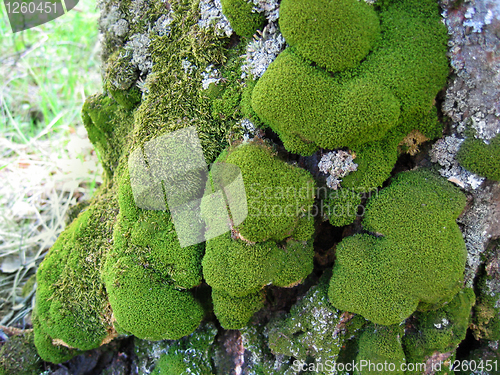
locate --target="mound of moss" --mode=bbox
[402,288,475,371]
[279,0,380,73]
[328,170,467,325]
[251,0,448,195]
[33,195,116,363]
[221,0,265,38]
[457,133,500,181]
[202,141,316,328]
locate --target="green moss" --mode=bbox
[355,325,406,375]
[0,331,42,375]
[402,288,475,369]
[133,1,236,164]
[211,288,265,329]
[328,170,467,325]
[33,314,79,364]
[251,0,448,196]
[457,133,500,181]
[251,49,400,156]
[33,193,116,359]
[210,141,316,242]
[221,0,265,38]
[103,254,204,340]
[104,165,205,340]
[279,0,380,72]
[203,233,313,297]
[324,187,363,227]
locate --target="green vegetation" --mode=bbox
[328,170,467,325]
[221,0,265,38]
[457,133,500,181]
[268,271,367,366]
[279,0,380,72]
[210,142,316,242]
[403,288,475,370]
[355,325,406,375]
[32,194,117,362]
[0,331,42,375]
[251,0,448,203]
[202,142,316,328]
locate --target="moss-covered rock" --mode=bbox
[150,323,218,375]
[355,325,406,375]
[267,271,367,367]
[328,170,467,325]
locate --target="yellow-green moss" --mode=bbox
[279,0,380,72]
[212,141,316,242]
[328,170,467,325]
[457,133,500,181]
[211,289,265,329]
[221,0,265,38]
[355,325,406,375]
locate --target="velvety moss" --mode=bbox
[279,0,380,72]
[212,141,316,242]
[0,331,42,375]
[355,325,406,375]
[32,314,80,364]
[328,170,467,325]
[203,233,313,298]
[221,0,265,38]
[103,255,204,340]
[402,288,475,370]
[251,49,400,155]
[104,165,205,339]
[457,133,500,181]
[251,0,448,197]
[211,288,265,329]
[324,187,363,227]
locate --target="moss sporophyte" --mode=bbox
[30,0,473,370]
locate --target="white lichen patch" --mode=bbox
[99,5,128,38]
[201,65,221,89]
[241,22,286,79]
[318,150,358,190]
[430,135,484,190]
[198,0,233,37]
[125,33,153,74]
[239,118,257,141]
[154,13,174,37]
[249,0,280,22]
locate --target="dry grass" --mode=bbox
[0,0,103,328]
